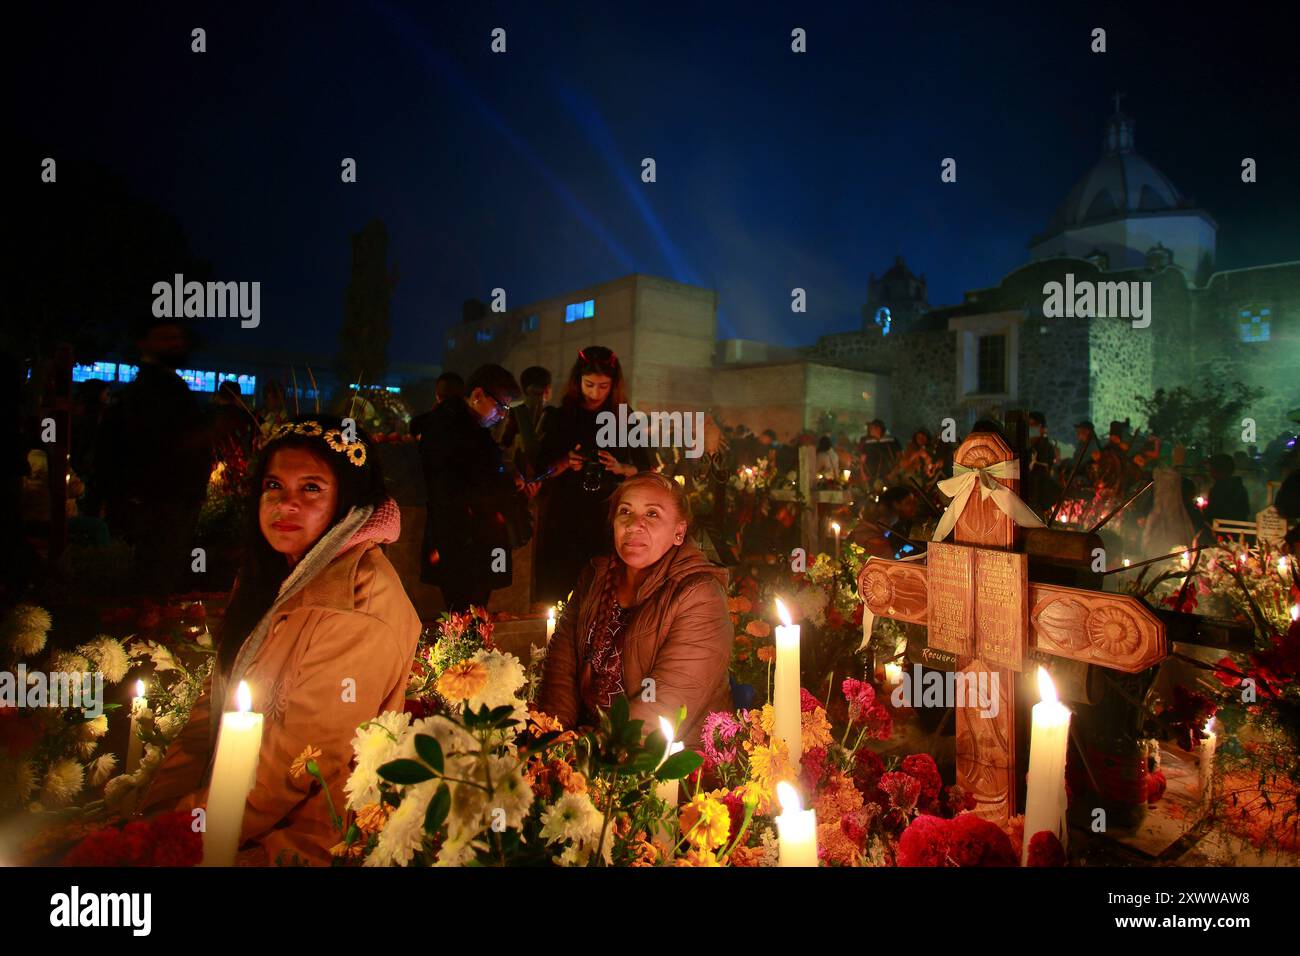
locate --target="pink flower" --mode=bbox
[799,687,822,713]
[842,677,876,724]
[901,753,943,808]
[700,711,743,767]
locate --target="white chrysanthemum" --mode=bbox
[4,604,52,658]
[433,833,480,867]
[156,712,181,740]
[398,715,477,761]
[540,791,603,847]
[0,759,38,807]
[102,773,137,812]
[76,740,97,761]
[365,780,435,867]
[79,715,108,739]
[487,755,533,829]
[50,651,90,676]
[757,828,780,867]
[139,743,164,773]
[793,587,829,628]
[346,711,412,809]
[39,758,85,808]
[445,755,488,842]
[88,753,118,787]
[468,649,527,710]
[79,636,130,683]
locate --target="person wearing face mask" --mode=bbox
[136,415,421,865]
[418,364,525,612]
[94,318,213,595]
[532,347,655,605]
[537,471,732,746]
[1024,411,1060,516]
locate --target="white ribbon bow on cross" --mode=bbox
[930,458,1045,542]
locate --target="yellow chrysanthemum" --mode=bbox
[436,660,489,701]
[679,792,731,852]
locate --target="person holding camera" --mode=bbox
[533,347,654,605]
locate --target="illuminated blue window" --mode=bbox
[1239,307,1271,343]
[521,313,539,332]
[874,307,892,336]
[73,361,118,382]
[565,299,595,323]
[117,365,139,383]
[476,328,495,343]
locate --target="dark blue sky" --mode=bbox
[17,1,1299,368]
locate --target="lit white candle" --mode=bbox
[545,607,556,643]
[1022,667,1071,866]
[842,468,851,485]
[775,781,818,867]
[1199,717,1217,805]
[831,521,841,558]
[884,662,903,686]
[654,716,685,808]
[201,681,264,867]
[773,599,802,766]
[125,679,147,775]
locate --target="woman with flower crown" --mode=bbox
[534,347,655,605]
[137,415,422,865]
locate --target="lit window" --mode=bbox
[521,313,539,332]
[72,361,118,383]
[1239,307,1271,343]
[118,365,139,383]
[874,307,892,336]
[476,328,495,344]
[565,299,595,323]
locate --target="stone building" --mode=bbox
[806,105,1299,444]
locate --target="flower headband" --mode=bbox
[269,420,368,467]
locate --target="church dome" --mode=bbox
[1042,107,1187,235]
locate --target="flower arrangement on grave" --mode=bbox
[0,604,130,816]
[324,646,702,866]
[693,681,1001,866]
[405,607,497,713]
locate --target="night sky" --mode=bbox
[16,1,1300,367]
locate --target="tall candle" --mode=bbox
[1022,667,1071,866]
[884,661,903,687]
[775,782,818,867]
[831,521,841,558]
[202,681,264,867]
[1199,717,1217,806]
[654,716,685,807]
[545,607,556,643]
[125,679,146,775]
[773,599,802,766]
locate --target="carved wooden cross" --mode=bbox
[858,433,1167,822]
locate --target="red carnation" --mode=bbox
[799,687,822,713]
[852,747,886,800]
[1026,830,1067,867]
[800,746,830,792]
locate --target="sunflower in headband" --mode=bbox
[270,421,368,467]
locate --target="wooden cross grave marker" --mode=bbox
[857,432,1167,823]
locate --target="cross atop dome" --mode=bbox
[1104,94,1135,155]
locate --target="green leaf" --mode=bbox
[424,783,451,834]
[414,734,445,775]
[655,749,703,781]
[610,694,629,731]
[378,759,435,785]
[643,729,669,765]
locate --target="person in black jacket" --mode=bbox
[532,347,655,605]
[95,319,212,595]
[1203,453,1251,532]
[419,364,523,612]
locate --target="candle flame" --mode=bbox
[658,716,675,744]
[547,606,555,622]
[1291,604,1299,622]
[776,781,802,814]
[1280,557,1290,575]
[1036,666,1058,705]
[774,598,792,628]
[236,681,252,713]
[1204,716,1216,736]
[1122,558,1131,567]
[831,521,840,534]
[135,679,145,698]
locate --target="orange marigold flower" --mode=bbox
[330,840,366,860]
[354,802,392,835]
[436,660,488,701]
[728,843,765,867]
[745,620,771,638]
[756,645,776,663]
[801,706,833,751]
[728,595,753,615]
[290,745,322,780]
